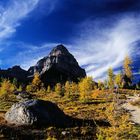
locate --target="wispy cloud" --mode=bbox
[0,1,140,82]
[69,15,140,81]
[0,0,39,41]
[5,15,140,81]
[0,0,60,69]
[2,42,59,70]
[20,43,59,70]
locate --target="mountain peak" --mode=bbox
[0,45,86,86]
[49,44,69,57]
[28,44,86,86]
[11,65,22,70]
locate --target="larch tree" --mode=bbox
[55,83,63,96]
[78,77,93,101]
[32,73,41,87]
[98,80,104,90]
[0,79,16,100]
[64,81,71,96]
[115,73,123,88]
[123,55,133,80]
[47,85,51,93]
[71,82,78,94]
[107,67,114,89]
[122,55,133,88]
[26,72,43,92]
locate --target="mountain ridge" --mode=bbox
[0,44,86,86]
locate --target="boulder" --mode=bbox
[15,91,32,101]
[5,99,67,126]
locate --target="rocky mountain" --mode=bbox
[0,45,86,86]
[28,44,86,86]
[0,66,28,83]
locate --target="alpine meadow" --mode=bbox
[0,0,140,140]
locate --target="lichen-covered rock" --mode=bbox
[5,99,67,126]
[15,91,32,101]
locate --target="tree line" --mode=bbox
[0,55,136,101]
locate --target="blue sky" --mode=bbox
[0,0,140,80]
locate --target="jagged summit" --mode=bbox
[0,45,86,86]
[49,44,69,57]
[28,44,86,86]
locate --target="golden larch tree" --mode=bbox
[115,73,123,88]
[55,83,63,96]
[32,72,42,87]
[78,77,93,100]
[98,80,104,90]
[28,72,43,92]
[0,79,16,100]
[107,67,114,89]
[123,55,132,80]
[64,81,71,96]
[47,85,51,93]
[71,82,78,94]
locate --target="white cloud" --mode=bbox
[69,15,140,81]
[4,42,59,70]
[1,3,139,82]
[0,0,39,41]
[6,15,140,80]
[0,0,59,57]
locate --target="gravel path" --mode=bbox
[122,96,140,124]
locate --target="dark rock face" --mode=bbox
[0,66,28,83]
[0,45,86,86]
[5,99,67,126]
[28,45,86,86]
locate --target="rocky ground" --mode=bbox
[122,95,140,124]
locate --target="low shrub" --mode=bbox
[92,89,114,101]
